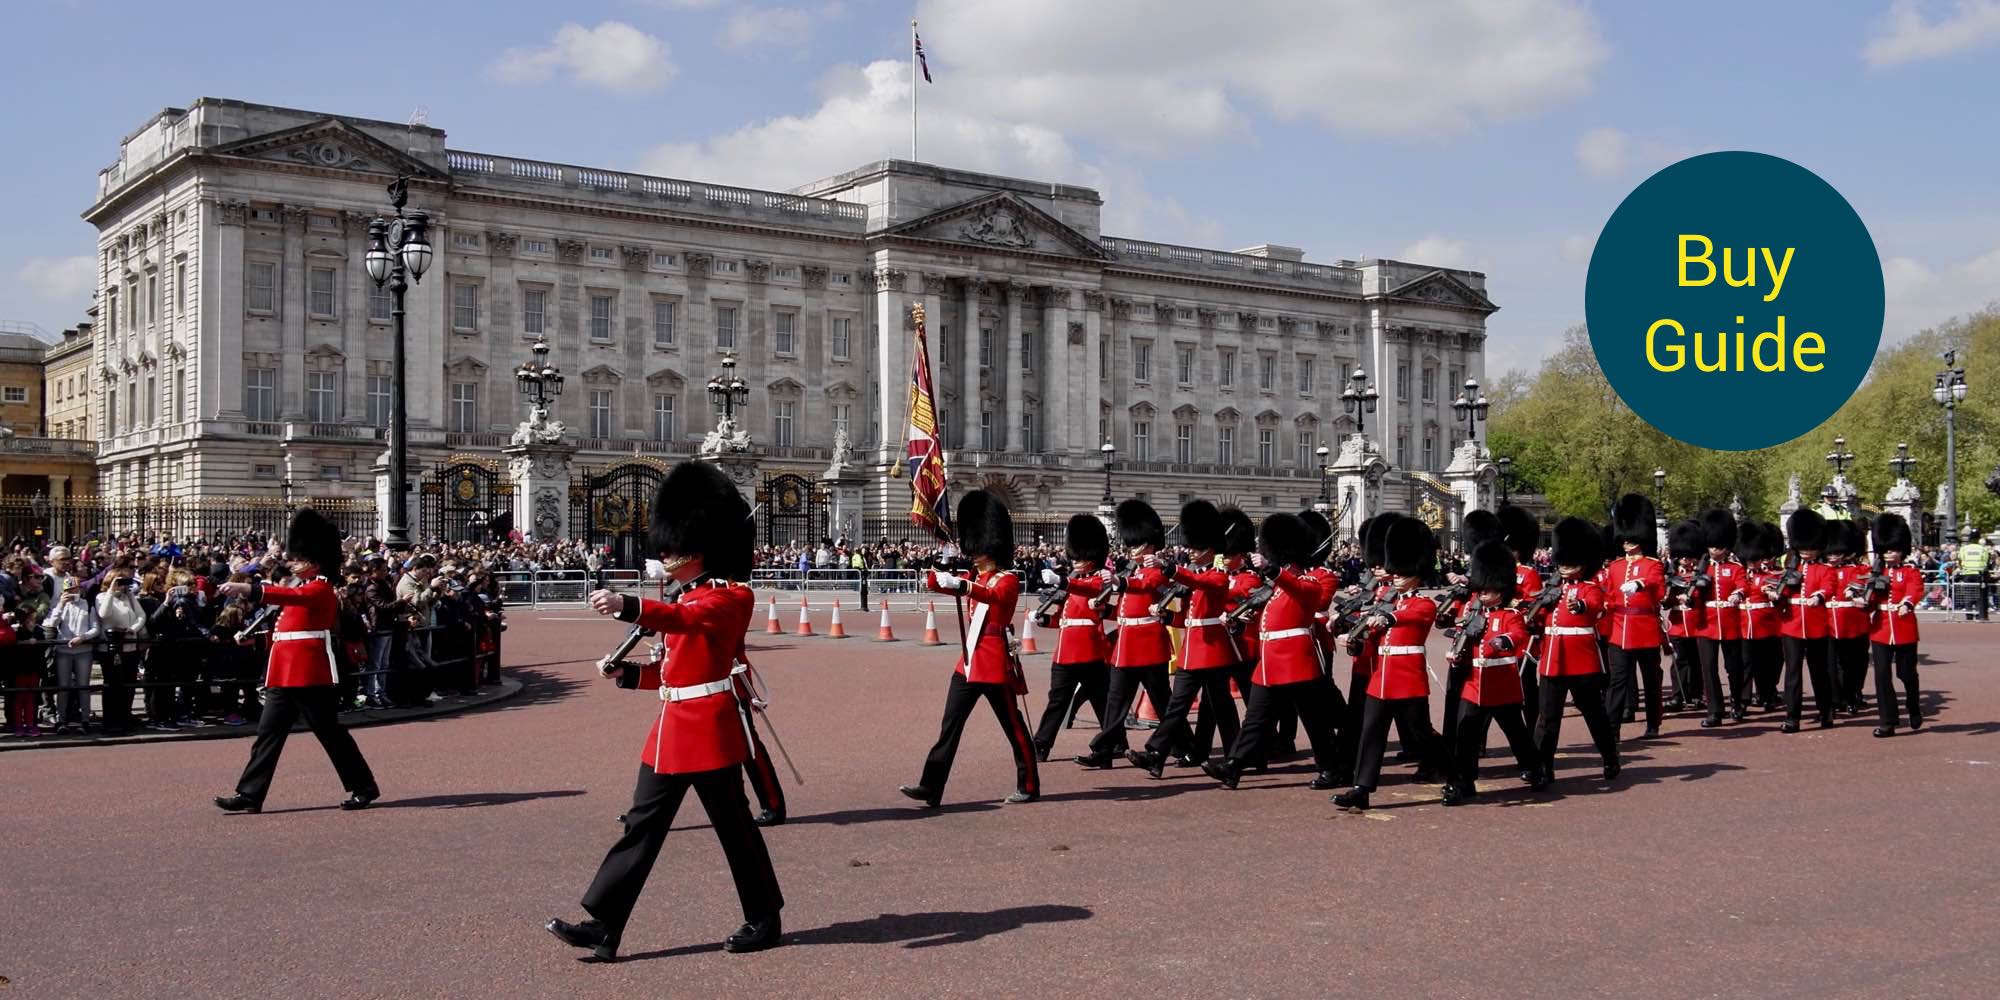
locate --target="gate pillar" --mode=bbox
[506,442,576,541]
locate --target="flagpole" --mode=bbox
[910,18,919,160]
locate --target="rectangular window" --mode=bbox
[979,328,993,368]
[590,294,614,342]
[523,289,547,335]
[1297,356,1314,395]
[1133,420,1151,462]
[1219,348,1235,389]
[652,394,677,442]
[1423,432,1436,471]
[1422,367,1436,402]
[1259,354,1276,391]
[176,263,187,316]
[524,239,550,255]
[831,316,851,360]
[1449,366,1464,400]
[1396,430,1409,468]
[254,464,277,481]
[589,389,612,438]
[3,386,24,403]
[174,368,185,424]
[244,367,275,421]
[1218,426,1235,466]
[979,410,994,451]
[453,232,481,249]
[830,271,851,286]
[247,261,276,312]
[450,382,479,432]
[1176,424,1193,464]
[653,252,678,268]
[147,275,159,325]
[1099,334,1109,380]
[774,312,795,355]
[773,400,796,446]
[319,465,344,481]
[1134,341,1151,382]
[1297,431,1314,468]
[307,371,337,423]
[1177,345,1194,386]
[107,385,118,436]
[1021,412,1037,453]
[367,375,390,428]
[1022,333,1035,374]
[716,306,737,350]
[832,403,852,442]
[1397,362,1411,400]
[715,259,739,275]
[128,279,140,330]
[1258,428,1274,466]
[590,247,614,261]
[308,267,336,317]
[1099,415,1108,445]
[369,282,392,322]
[453,284,478,331]
[652,300,675,347]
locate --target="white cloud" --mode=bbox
[1400,236,1474,271]
[1559,233,1594,264]
[1863,0,2000,67]
[721,4,845,50]
[1573,126,1703,180]
[1880,244,2000,343]
[629,0,727,9]
[17,255,97,301]
[488,22,676,93]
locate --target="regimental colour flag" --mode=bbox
[907,304,951,540]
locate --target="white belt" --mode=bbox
[1546,626,1596,636]
[1826,600,1860,608]
[1118,616,1160,627]
[272,630,331,642]
[1184,616,1227,627]
[1740,602,1771,610]
[1874,603,1910,613]
[1313,612,1329,621]
[1261,627,1313,641]
[663,677,734,703]
[1059,618,1100,628]
[1379,645,1425,656]
[1473,656,1518,668]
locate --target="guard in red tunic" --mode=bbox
[1602,494,1667,738]
[1739,521,1787,710]
[1777,509,1838,732]
[1441,540,1546,804]
[1202,513,1344,790]
[214,509,379,814]
[546,462,782,961]
[1866,513,1925,737]
[1497,505,1548,735]
[901,490,1041,806]
[1662,521,1708,714]
[1076,500,1176,768]
[1531,517,1621,784]
[1333,518,1441,811]
[1826,519,1873,715]
[1134,502,1243,776]
[1334,514,1398,776]
[1030,514,1113,761]
[1437,509,1503,765]
[1692,509,1750,725]
[1207,505,1262,762]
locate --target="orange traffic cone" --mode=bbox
[921,602,943,645]
[1019,615,1040,655]
[827,600,848,638]
[875,601,898,642]
[766,597,783,635]
[796,596,814,637]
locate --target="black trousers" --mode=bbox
[1668,636,1703,706]
[1604,645,1663,733]
[1781,635,1836,725]
[1519,653,1542,732]
[743,718,785,819]
[1453,702,1540,791]
[582,764,783,937]
[1833,636,1869,706]
[1745,636,1782,705]
[101,648,138,731]
[1089,664,1171,755]
[1696,636,1748,720]
[1146,666,1240,760]
[1534,673,1619,771]
[1229,677,1343,774]
[233,685,378,804]
[1033,660,1109,754]
[1350,695,1434,791]
[1870,643,1922,730]
[920,673,1039,799]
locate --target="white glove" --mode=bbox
[1250,553,1268,570]
[1041,568,1062,588]
[1142,553,1161,569]
[931,571,968,594]
[1620,580,1640,594]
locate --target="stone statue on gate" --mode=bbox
[511,403,567,446]
[823,429,855,477]
[700,415,752,458]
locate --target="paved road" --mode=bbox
[7,612,1996,998]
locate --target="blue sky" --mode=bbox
[4,0,1997,377]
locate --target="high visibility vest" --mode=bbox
[1960,543,1990,574]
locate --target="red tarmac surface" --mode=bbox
[7,605,1998,998]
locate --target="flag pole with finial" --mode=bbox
[910,18,919,160]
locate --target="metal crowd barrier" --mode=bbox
[492,569,645,606]
[746,568,925,594]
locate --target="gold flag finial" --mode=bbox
[911,302,927,325]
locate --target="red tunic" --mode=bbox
[1695,558,1747,641]
[1740,566,1782,640]
[927,569,1021,685]
[1227,568,1262,662]
[1307,566,1339,663]
[1254,569,1330,687]
[1110,566,1174,668]
[1347,578,1393,690]
[1460,606,1528,706]
[1828,564,1873,639]
[1173,564,1240,670]
[1365,592,1436,701]
[258,577,341,688]
[1514,564,1543,604]
[1601,555,1666,650]
[1053,573,1111,665]
[1868,564,1923,646]
[1779,560,1833,640]
[624,581,756,775]
[1538,580,1606,678]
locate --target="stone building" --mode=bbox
[81,98,1494,542]
[2,322,99,500]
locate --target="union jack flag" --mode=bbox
[907,304,951,540]
[915,32,932,83]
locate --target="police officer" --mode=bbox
[1954,532,1989,621]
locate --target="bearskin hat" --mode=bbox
[1219,506,1257,557]
[1552,517,1604,574]
[1873,512,1912,555]
[1468,540,1517,595]
[1065,513,1109,565]
[1497,505,1540,564]
[1115,499,1165,549]
[957,489,1016,569]
[1700,508,1737,553]
[285,507,343,577]
[1824,516,1860,557]
[1258,512,1314,569]
[1786,508,1827,552]
[1363,512,1403,568]
[1179,500,1224,553]
[650,461,753,580]
[1384,517,1435,578]
[1613,493,1658,553]
[1666,519,1706,561]
[1734,520,1768,563]
[1462,509,1502,553]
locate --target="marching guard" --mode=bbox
[1739,522,1787,710]
[1030,514,1113,762]
[1076,500,1177,769]
[1441,539,1546,804]
[1866,513,1925,737]
[1531,517,1621,784]
[547,461,783,960]
[213,508,379,815]
[1663,520,1708,715]
[1603,494,1667,738]
[902,490,1041,806]
[1827,519,1873,715]
[1498,505,1547,731]
[1132,502,1244,776]
[1693,509,1751,725]
[1777,509,1838,733]
[1333,518,1441,811]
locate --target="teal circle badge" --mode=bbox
[1584,151,1882,451]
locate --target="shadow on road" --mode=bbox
[617,904,1094,962]
[381,789,586,810]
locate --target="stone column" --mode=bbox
[959,278,981,452]
[821,460,866,545]
[872,267,908,464]
[920,272,948,443]
[279,205,309,420]
[1083,291,1104,450]
[1042,287,1071,456]
[1329,432,1389,542]
[1883,477,1921,534]
[1441,438,1494,536]
[208,199,246,419]
[1003,280,1026,452]
[506,442,576,540]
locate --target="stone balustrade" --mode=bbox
[445,150,868,232]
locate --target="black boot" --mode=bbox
[546,917,620,961]
[1872,726,1894,738]
[1308,771,1341,790]
[339,790,378,811]
[1332,788,1370,811]
[1125,748,1165,778]
[897,784,940,807]
[1440,783,1466,806]
[1072,751,1115,769]
[1601,759,1621,781]
[213,794,260,814]
[753,809,786,827]
[724,914,783,954]
[1201,757,1241,789]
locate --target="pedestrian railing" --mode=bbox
[492,569,646,606]
[746,568,926,594]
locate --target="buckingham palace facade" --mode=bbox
[79,98,1494,535]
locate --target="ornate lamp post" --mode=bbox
[1450,377,1490,444]
[1340,367,1380,438]
[706,354,750,424]
[1652,467,1668,534]
[363,176,434,549]
[1496,456,1516,505]
[1934,351,1968,544]
[1890,441,1916,483]
[1316,443,1332,508]
[1099,439,1116,507]
[1825,434,1858,514]
[514,333,565,417]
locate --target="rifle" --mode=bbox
[1521,577,1567,628]
[1089,556,1134,616]
[1338,594,1402,656]
[596,574,698,678]
[1445,604,1489,668]
[1031,574,1068,629]
[1225,564,1280,635]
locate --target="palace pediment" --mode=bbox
[210,118,447,180]
[1382,270,1498,315]
[884,192,1109,260]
